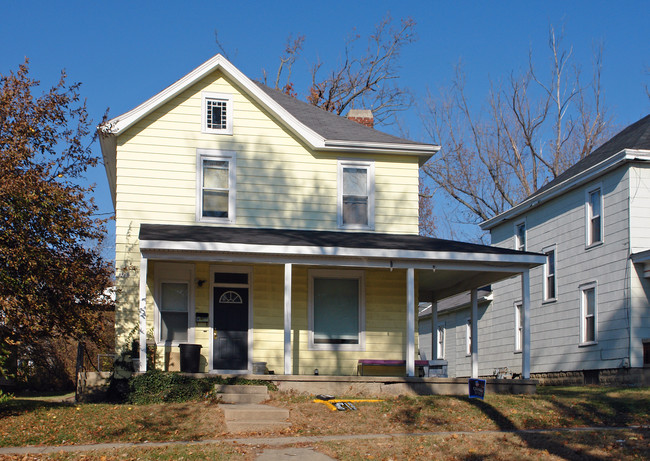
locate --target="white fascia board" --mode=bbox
[139,239,546,267]
[481,149,650,231]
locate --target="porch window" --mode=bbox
[543,246,557,302]
[580,283,597,345]
[197,149,236,223]
[160,282,189,343]
[586,186,603,247]
[466,318,472,356]
[338,160,374,229]
[202,92,233,134]
[308,270,365,351]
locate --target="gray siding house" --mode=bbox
[420,114,650,383]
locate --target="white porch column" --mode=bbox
[471,288,479,378]
[431,301,438,361]
[521,269,531,379]
[138,255,148,373]
[406,268,415,377]
[284,263,292,375]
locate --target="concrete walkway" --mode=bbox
[0,426,643,459]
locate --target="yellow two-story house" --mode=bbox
[99,54,543,377]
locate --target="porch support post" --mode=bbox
[471,288,479,379]
[406,268,415,377]
[431,301,438,361]
[138,255,148,373]
[521,269,531,379]
[284,263,292,375]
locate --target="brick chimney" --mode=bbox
[347,109,374,128]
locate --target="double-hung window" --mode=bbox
[580,283,597,345]
[466,318,472,356]
[586,186,603,247]
[543,245,557,302]
[202,92,233,134]
[514,301,523,352]
[338,160,374,229]
[515,221,526,251]
[155,263,195,346]
[436,324,445,359]
[197,149,236,223]
[308,270,365,351]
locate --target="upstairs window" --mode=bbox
[543,246,557,302]
[586,186,603,247]
[197,149,236,223]
[338,160,374,229]
[202,92,233,134]
[515,221,526,251]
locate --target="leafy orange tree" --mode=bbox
[0,60,113,386]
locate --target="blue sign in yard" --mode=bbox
[468,378,486,399]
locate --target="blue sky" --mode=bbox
[2,1,648,253]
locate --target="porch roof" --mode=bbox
[139,224,545,300]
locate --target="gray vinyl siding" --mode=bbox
[484,165,633,374]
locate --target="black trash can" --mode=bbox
[179,344,202,373]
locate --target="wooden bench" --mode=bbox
[357,359,429,377]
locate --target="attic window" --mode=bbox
[202,92,233,134]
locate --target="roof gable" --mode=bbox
[99,54,438,157]
[482,113,650,230]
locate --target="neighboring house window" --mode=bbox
[308,270,365,351]
[466,318,472,356]
[586,186,603,246]
[514,301,523,352]
[338,160,375,229]
[580,283,597,344]
[543,245,557,302]
[197,149,236,223]
[202,92,233,134]
[515,221,526,251]
[436,324,445,359]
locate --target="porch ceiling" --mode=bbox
[139,224,542,301]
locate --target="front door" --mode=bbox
[213,286,249,370]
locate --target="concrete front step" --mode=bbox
[215,384,269,395]
[221,404,291,433]
[225,421,291,432]
[220,393,268,404]
[221,404,289,421]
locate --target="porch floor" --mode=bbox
[179,373,537,396]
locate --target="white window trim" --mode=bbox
[542,244,557,303]
[514,301,523,353]
[196,149,236,224]
[201,91,233,135]
[436,322,446,359]
[308,269,366,351]
[208,265,253,374]
[153,263,195,347]
[585,184,604,248]
[514,219,527,251]
[337,159,375,230]
[465,317,472,357]
[579,281,598,346]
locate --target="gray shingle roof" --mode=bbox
[140,224,536,256]
[528,114,650,200]
[253,82,427,146]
